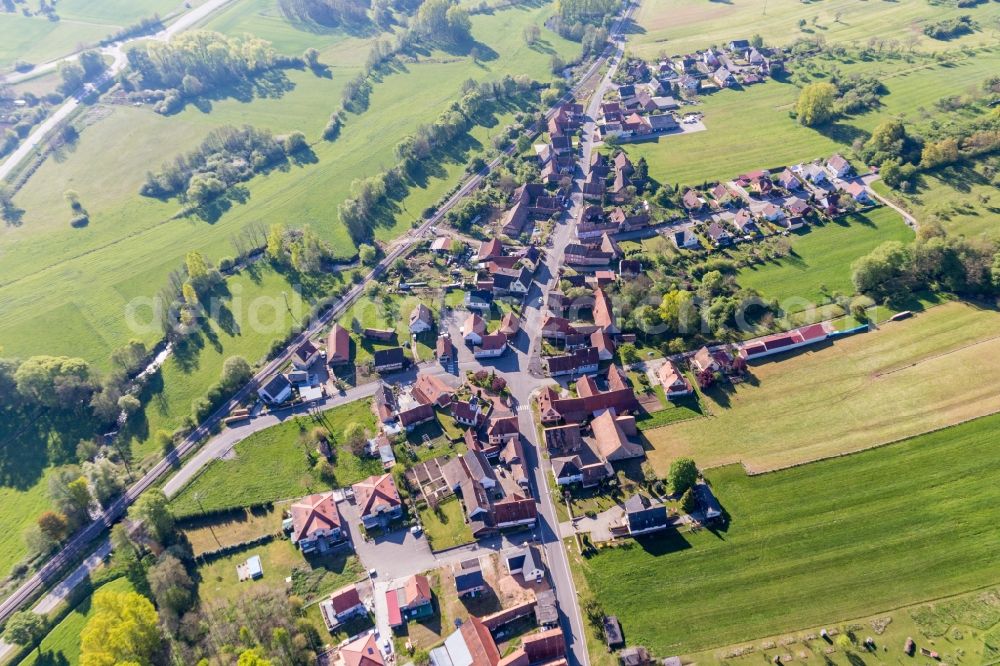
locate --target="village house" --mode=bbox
[387,574,434,628]
[537,365,639,424]
[842,181,872,204]
[436,334,455,366]
[546,346,600,377]
[682,189,704,213]
[334,633,384,666]
[373,347,406,374]
[454,558,486,598]
[505,544,545,582]
[564,243,615,267]
[590,408,644,462]
[657,360,693,397]
[462,313,488,345]
[623,493,669,536]
[353,473,403,529]
[474,333,508,359]
[501,183,562,237]
[292,340,320,370]
[486,414,520,447]
[760,203,785,223]
[373,384,397,425]
[796,162,830,185]
[591,329,615,361]
[477,238,504,263]
[319,584,366,631]
[777,168,802,191]
[412,372,454,408]
[706,221,733,247]
[712,66,735,88]
[289,492,345,554]
[258,374,292,404]
[500,312,521,337]
[327,323,352,367]
[826,153,853,179]
[540,315,579,341]
[672,228,701,250]
[409,303,434,334]
[593,288,618,335]
[464,289,493,312]
[732,208,758,235]
[618,259,641,278]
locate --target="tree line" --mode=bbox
[338,75,536,243]
[122,30,300,114]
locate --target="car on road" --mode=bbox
[410,524,423,536]
[368,568,377,578]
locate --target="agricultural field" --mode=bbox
[16,577,136,666]
[683,584,1000,666]
[626,0,1000,60]
[622,48,1000,188]
[737,207,914,313]
[169,399,379,517]
[574,411,1000,656]
[0,0,195,71]
[643,301,1000,473]
[0,1,578,369]
[0,470,56,582]
[871,157,1000,240]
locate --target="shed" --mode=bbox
[603,615,624,648]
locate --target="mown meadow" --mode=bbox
[578,411,1000,655]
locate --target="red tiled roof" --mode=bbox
[329,584,362,614]
[328,324,351,363]
[352,474,401,517]
[340,633,385,666]
[290,492,340,542]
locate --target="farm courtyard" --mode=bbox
[643,301,1000,473]
[574,411,1000,656]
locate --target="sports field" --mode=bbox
[576,411,1000,655]
[622,49,1000,188]
[627,0,1000,60]
[643,301,1000,473]
[738,207,913,312]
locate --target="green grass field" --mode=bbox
[0,3,577,370]
[643,301,1000,473]
[577,411,1000,656]
[622,49,1000,188]
[738,207,913,311]
[0,0,202,71]
[627,0,1000,60]
[16,576,135,666]
[170,399,379,517]
[871,158,1000,240]
[0,469,56,579]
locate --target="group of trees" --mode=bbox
[851,223,1000,302]
[265,223,335,274]
[277,0,370,26]
[339,75,535,243]
[56,49,106,96]
[795,74,886,126]
[923,15,976,40]
[413,0,473,44]
[140,125,306,205]
[549,0,616,58]
[122,31,297,114]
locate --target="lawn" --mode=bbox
[643,301,1000,473]
[195,537,364,606]
[626,0,1000,60]
[0,470,54,578]
[871,158,1000,240]
[418,497,474,552]
[621,49,1000,188]
[181,505,284,557]
[576,411,1000,656]
[17,577,135,666]
[169,399,380,517]
[737,207,914,313]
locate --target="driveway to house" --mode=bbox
[861,173,919,229]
